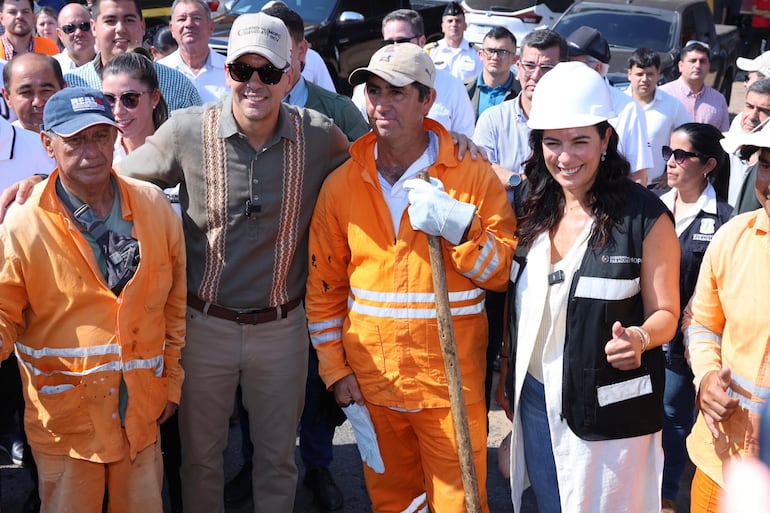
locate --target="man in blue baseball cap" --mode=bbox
[0,86,186,513]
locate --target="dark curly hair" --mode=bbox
[517,121,631,249]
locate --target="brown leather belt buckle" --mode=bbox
[234,309,275,325]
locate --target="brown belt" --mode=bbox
[187,294,301,325]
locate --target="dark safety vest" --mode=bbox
[508,182,672,440]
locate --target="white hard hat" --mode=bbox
[721,120,770,154]
[737,51,770,76]
[527,61,615,130]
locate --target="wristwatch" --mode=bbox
[505,173,522,190]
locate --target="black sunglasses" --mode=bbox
[227,62,286,85]
[382,36,415,45]
[662,145,707,165]
[61,21,91,34]
[104,91,151,110]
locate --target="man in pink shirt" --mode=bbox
[660,41,730,131]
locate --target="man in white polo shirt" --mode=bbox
[625,47,692,184]
[158,0,228,103]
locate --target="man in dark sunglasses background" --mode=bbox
[118,12,351,513]
[660,40,730,132]
[52,3,96,71]
[64,0,202,112]
[464,26,520,120]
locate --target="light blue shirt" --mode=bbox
[284,76,309,108]
[472,93,531,174]
[476,72,514,117]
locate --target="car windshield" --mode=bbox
[228,0,336,24]
[553,5,676,53]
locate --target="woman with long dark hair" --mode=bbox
[498,62,680,513]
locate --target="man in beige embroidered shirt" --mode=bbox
[119,12,350,513]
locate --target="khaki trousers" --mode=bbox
[179,305,308,513]
[35,432,163,513]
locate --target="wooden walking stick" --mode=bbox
[416,170,482,513]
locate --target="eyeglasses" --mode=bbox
[61,21,91,34]
[683,40,710,52]
[482,48,513,58]
[103,91,152,110]
[382,36,416,45]
[226,62,286,85]
[519,61,556,75]
[662,145,707,165]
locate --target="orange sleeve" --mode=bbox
[33,37,61,56]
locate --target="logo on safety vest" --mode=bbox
[699,218,715,235]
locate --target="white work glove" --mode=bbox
[402,177,476,245]
[342,403,385,474]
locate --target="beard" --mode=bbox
[6,20,32,37]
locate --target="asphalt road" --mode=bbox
[0,373,689,513]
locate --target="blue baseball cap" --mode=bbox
[42,87,120,137]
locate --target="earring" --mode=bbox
[601,151,606,162]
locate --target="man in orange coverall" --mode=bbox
[305,42,517,513]
[0,87,186,513]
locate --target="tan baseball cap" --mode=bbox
[226,12,291,69]
[349,43,435,88]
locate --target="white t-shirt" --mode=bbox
[158,49,229,104]
[0,118,55,189]
[427,38,482,82]
[302,48,336,93]
[608,83,655,175]
[624,87,692,180]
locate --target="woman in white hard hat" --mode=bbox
[498,61,680,513]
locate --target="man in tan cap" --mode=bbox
[305,42,516,513]
[117,11,350,513]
